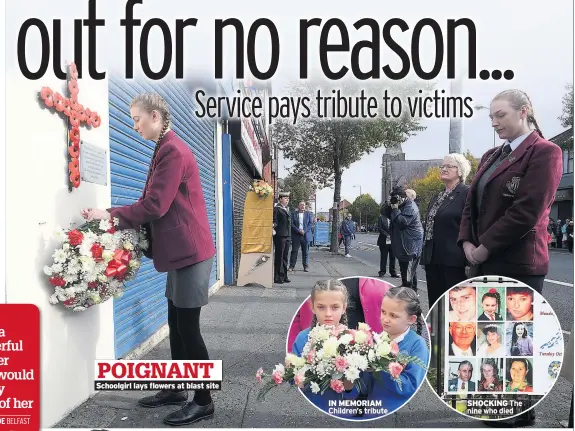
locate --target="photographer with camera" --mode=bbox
[388,186,424,292]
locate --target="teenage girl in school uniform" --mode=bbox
[458,90,563,294]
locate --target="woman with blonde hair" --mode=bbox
[421,153,471,307]
[81,93,216,426]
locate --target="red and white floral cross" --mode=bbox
[39,63,102,190]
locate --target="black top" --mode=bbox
[273,205,291,237]
[341,277,364,330]
[376,213,391,246]
[421,183,470,267]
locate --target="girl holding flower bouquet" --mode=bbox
[292,279,362,419]
[360,286,430,417]
[257,281,428,420]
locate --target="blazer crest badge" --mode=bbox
[506,176,521,195]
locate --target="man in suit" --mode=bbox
[448,361,476,392]
[289,201,313,272]
[273,192,291,284]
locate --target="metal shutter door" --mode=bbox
[109,77,218,358]
[231,148,254,283]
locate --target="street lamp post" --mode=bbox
[354,185,362,230]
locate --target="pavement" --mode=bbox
[55,243,573,428]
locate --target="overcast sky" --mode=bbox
[7,0,574,214]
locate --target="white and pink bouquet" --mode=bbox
[256,322,427,401]
[43,218,149,311]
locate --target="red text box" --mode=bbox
[0,304,40,430]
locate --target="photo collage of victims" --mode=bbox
[433,280,565,419]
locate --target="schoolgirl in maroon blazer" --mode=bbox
[82,93,216,427]
[458,89,563,298]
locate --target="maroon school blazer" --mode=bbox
[458,131,563,275]
[109,131,216,273]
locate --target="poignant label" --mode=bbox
[80,141,108,186]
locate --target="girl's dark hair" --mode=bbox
[493,89,544,138]
[309,279,349,328]
[507,286,533,298]
[384,286,424,336]
[511,322,528,346]
[482,288,501,312]
[506,358,532,385]
[482,324,499,341]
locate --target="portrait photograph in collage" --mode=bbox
[425,276,565,422]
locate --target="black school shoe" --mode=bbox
[138,390,187,408]
[163,400,215,426]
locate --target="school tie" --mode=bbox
[499,144,512,161]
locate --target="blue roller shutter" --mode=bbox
[109,76,218,359]
[231,148,254,283]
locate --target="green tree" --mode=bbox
[349,194,380,227]
[408,151,478,220]
[273,80,429,251]
[558,83,573,150]
[281,174,315,210]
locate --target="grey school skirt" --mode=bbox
[165,257,214,308]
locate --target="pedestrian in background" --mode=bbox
[389,186,423,292]
[377,203,398,278]
[340,213,355,257]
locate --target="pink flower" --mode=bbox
[306,348,316,363]
[330,379,345,393]
[255,367,264,383]
[348,330,356,345]
[390,342,399,356]
[294,373,305,387]
[272,370,283,384]
[331,324,346,336]
[389,362,404,379]
[365,331,374,345]
[335,356,348,373]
